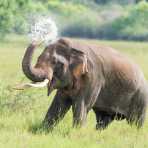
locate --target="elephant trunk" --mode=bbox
[22,44,47,82]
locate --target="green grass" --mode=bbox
[0,35,148,148]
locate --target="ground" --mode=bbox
[0,35,148,148]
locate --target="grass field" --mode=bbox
[0,35,148,148]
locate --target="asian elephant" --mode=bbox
[21,38,148,130]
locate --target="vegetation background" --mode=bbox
[0,0,148,148]
[1,0,148,40]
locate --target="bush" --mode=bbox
[62,1,148,41]
[0,0,15,38]
[61,15,99,38]
[97,1,148,40]
[0,0,48,36]
[61,4,123,39]
[47,1,87,17]
[12,1,48,34]
[1,0,148,41]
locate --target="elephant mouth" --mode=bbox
[47,76,63,96]
[47,78,56,96]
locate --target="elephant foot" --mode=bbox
[96,116,113,130]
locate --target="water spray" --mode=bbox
[28,16,58,45]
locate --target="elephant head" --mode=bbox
[21,38,88,95]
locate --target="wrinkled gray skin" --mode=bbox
[22,38,148,130]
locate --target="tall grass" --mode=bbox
[0,35,148,148]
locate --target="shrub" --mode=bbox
[47,1,88,17]
[13,1,48,34]
[1,0,148,41]
[97,1,148,40]
[0,0,15,38]
[61,4,123,39]
[61,10,102,38]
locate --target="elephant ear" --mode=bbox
[70,48,88,79]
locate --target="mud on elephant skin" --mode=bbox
[21,38,148,130]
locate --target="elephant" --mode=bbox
[21,38,148,130]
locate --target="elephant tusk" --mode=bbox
[26,79,49,88]
[13,79,49,90]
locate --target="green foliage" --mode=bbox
[0,0,15,37]
[101,1,148,40]
[13,0,47,34]
[47,1,87,17]
[61,4,123,38]
[61,12,100,38]
[0,0,148,40]
[52,1,148,41]
[0,0,48,36]
[121,1,148,39]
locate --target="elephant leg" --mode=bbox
[43,91,71,129]
[93,109,114,130]
[114,113,125,121]
[127,89,147,128]
[72,99,88,128]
